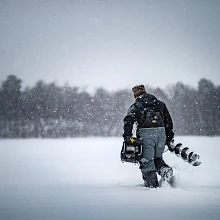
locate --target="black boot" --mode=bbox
[158,166,176,188]
[142,171,159,188]
[155,157,176,188]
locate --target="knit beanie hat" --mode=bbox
[132,85,147,99]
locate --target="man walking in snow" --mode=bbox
[123,85,175,188]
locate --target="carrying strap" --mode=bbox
[140,101,164,127]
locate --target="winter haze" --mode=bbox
[0,0,220,90]
[0,1,220,220]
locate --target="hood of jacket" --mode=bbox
[135,93,158,107]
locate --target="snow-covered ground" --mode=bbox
[0,136,220,220]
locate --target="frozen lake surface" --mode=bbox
[0,137,220,220]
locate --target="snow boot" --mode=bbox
[142,171,159,188]
[158,166,176,188]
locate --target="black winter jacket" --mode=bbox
[123,93,174,143]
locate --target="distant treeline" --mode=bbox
[0,75,219,138]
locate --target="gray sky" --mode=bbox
[0,0,220,91]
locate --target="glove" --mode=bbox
[124,136,134,145]
[166,139,175,152]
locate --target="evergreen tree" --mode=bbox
[0,75,22,137]
[0,75,219,138]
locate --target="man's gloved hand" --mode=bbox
[124,136,134,145]
[166,139,175,152]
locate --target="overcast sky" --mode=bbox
[0,0,220,91]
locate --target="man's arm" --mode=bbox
[123,104,138,138]
[163,103,174,144]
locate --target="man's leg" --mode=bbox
[139,129,159,188]
[155,128,175,187]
